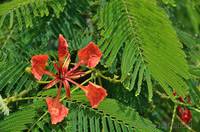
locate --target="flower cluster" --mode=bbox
[31,34,107,124]
[173,92,192,124]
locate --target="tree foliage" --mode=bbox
[0,0,200,131]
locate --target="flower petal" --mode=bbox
[31,55,49,80]
[78,42,102,68]
[63,80,70,98]
[82,82,107,108]
[67,71,86,79]
[45,78,60,89]
[177,106,183,114]
[46,97,69,124]
[180,108,192,124]
[58,34,70,68]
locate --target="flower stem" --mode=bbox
[96,71,121,83]
[155,90,170,99]
[37,80,51,84]
[27,111,48,132]
[3,89,36,104]
[4,96,45,104]
[155,91,200,113]
[84,69,93,76]
[169,104,177,132]
[98,76,102,86]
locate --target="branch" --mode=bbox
[169,104,177,132]
[155,90,200,113]
[95,70,121,83]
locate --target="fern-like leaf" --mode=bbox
[0,109,35,132]
[63,97,161,132]
[29,90,161,131]
[60,92,161,132]
[96,0,190,100]
[0,0,67,30]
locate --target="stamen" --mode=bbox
[67,61,82,74]
[55,82,63,101]
[66,78,85,90]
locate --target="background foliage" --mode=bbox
[0,0,199,131]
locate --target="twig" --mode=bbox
[37,80,51,84]
[96,71,121,83]
[27,111,48,132]
[98,76,102,86]
[4,89,32,104]
[169,104,177,132]
[155,90,170,99]
[173,101,200,113]
[70,77,93,93]
[155,91,200,113]
[6,96,45,103]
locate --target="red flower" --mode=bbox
[31,34,107,124]
[173,92,192,124]
[46,97,69,124]
[180,108,192,124]
[78,42,102,68]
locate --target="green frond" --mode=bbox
[177,29,200,106]
[0,0,93,97]
[177,29,200,67]
[48,0,93,51]
[26,89,160,131]
[96,0,190,99]
[161,0,176,6]
[0,0,67,30]
[0,62,38,96]
[0,109,35,132]
[30,94,160,132]
[63,97,161,132]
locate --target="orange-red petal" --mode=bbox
[31,55,49,80]
[78,42,102,68]
[58,34,70,67]
[63,80,70,98]
[82,82,107,108]
[45,78,59,89]
[46,97,69,124]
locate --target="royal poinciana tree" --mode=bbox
[0,0,199,132]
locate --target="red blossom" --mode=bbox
[46,97,69,124]
[78,42,102,68]
[180,108,192,124]
[82,82,107,108]
[31,34,107,124]
[173,92,192,124]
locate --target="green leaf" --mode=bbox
[0,0,66,29]
[0,109,35,132]
[161,0,176,7]
[98,98,161,132]
[96,0,190,98]
[68,92,161,132]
